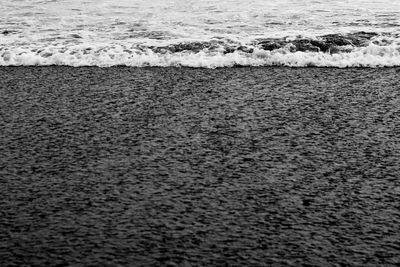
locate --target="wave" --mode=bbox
[1,32,400,67]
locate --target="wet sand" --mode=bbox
[1,66,400,266]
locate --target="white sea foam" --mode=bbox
[1,40,400,68]
[1,0,400,67]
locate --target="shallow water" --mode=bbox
[1,0,400,67]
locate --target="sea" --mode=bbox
[1,0,399,67]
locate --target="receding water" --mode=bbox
[1,0,400,67]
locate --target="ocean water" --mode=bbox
[1,0,400,67]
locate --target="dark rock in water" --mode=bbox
[349,31,379,46]
[258,39,285,51]
[258,38,323,53]
[145,31,379,55]
[255,31,380,54]
[260,42,281,51]
[310,40,331,53]
[372,38,393,46]
[321,34,354,46]
[321,32,378,47]
[291,39,321,52]
[152,41,223,53]
[223,47,236,54]
[169,42,209,53]
[237,46,254,53]
[350,31,379,40]
[258,36,350,53]
[223,46,253,54]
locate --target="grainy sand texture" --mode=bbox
[1,66,400,266]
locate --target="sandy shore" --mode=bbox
[1,66,400,266]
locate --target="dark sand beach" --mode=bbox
[1,66,399,266]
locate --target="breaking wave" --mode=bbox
[1,32,400,68]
